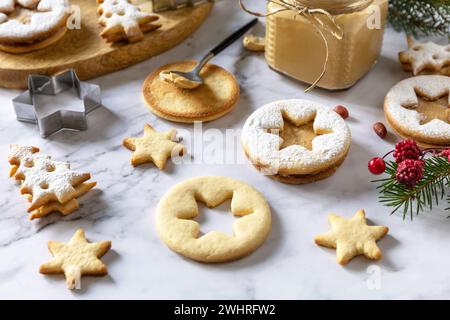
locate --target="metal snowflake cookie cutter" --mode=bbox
[12,69,102,138]
[152,0,212,12]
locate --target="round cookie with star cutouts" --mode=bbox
[0,0,70,53]
[384,75,450,147]
[241,99,352,184]
[156,176,272,263]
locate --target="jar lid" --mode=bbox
[294,0,374,14]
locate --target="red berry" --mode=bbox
[439,149,450,162]
[393,139,421,163]
[396,159,424,188]
[368,157,386,175]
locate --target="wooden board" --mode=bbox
[0,0,213,89]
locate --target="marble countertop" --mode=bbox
[1,1,450,300]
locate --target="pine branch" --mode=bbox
[388,0,450,38]
[373,157,450,220]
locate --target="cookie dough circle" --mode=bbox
[143,60,240,123]
[156,176,271,263]
[384,75,450,146]
[242,99,351,177]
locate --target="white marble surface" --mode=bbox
[1,1,450,300]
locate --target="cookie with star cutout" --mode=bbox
[156,176,272,263]
[314,209,389,265]
[39,229,111,290]
[0,0,70,53]
[241,99,351,184]
[122,124,185,170]
[384,75,450,147]
[399,37,450,76]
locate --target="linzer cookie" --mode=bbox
[399,37,450,76]
[241,99,351,184]
[97,0,161,43]
[384,75,450,147]
[8,145,95,219]
[0,0,70,53]
[143,60,240,123]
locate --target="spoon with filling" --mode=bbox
[160,18,258,89]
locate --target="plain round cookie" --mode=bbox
[143,60,240,123]
[241,99,352,177]
[156,176,271,263]
[384,75,450,146]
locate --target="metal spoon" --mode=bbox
[169,18,258,86]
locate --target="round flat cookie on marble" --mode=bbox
[156,176,272,263]
[143,60,240,123]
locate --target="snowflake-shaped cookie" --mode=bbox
[399,37,450,76]
[97,0,160,43]
[8,145,91,212]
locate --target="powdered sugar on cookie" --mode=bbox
[399,38,450,75]
[0,0,69,42]
[8,145,91,212]
[97,0,160,43]
[0,0,15,13]
[384,75,450,143]
[242,99,352,175]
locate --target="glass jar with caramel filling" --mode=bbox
[265,0,388,90]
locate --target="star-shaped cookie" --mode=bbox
[314,209,389,265]
[39,229,111,290]
[399,37,450,76]
[123,124,185,170]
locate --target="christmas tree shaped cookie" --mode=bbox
[97,0,161,43]
[8,145,96,220]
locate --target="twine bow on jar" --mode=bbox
[239,0,346,92]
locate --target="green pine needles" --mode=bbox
[388,0,450,38]
[373,157,450,220]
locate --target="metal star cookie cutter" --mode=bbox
[152,0,212,12]
[12,69,102,138]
